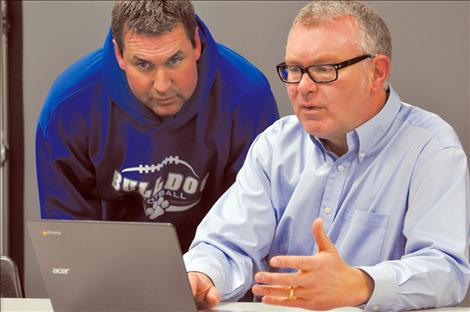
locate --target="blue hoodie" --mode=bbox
[36,18,279,251]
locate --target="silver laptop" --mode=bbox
[28,220,199,312]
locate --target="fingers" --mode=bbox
[206,286,221,307]
[269,255,317,272]
[267,218,336,272]
[187,272,220,308]
[252,285,307,309]
[188,273,199,297]
[252,284,309,298]
[313,217,335,252]
[252,219,347,310]
[252,284,286,297]
[261,296,306,309]
[254,271,302,287]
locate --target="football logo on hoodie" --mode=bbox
[111,155,209,219]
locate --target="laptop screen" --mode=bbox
[28,220,198,312]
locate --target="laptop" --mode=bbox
[28,220,201,312]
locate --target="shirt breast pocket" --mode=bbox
[335,209,390,266]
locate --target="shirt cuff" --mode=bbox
[358,264,399,312]
[184,250,225,294]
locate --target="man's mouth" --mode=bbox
[302,105,322,110]
[156,96,175,105]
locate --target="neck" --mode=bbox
[321,88,389,157]
[369,88,388,119]
[323,89,389,157]
[321,137,348,157]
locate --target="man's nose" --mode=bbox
[153,69,172,94]
[297,72,319,95]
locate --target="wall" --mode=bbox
[22,0,114,297]
[21,1,470,302]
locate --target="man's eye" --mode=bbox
[167,56,184,66]
[312,65,334,73]
[136,61,152,71]
[287,66,301,74]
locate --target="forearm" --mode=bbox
[360,252,470,311]
[184,242,253,301]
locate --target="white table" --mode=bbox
[1,298,469,312]
[1,298,53,312]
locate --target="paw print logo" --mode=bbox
[145,195,170,220]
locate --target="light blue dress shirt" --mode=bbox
[184,87,470,311]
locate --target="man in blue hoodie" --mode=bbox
[36,0,279,252]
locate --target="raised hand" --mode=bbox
[252,217,374,310]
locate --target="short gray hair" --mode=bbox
[294,1,392,59]
[111,0,197,54]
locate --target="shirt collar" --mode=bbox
[309,86,402,161]
[309,135,328,161]
[353,86,402,158]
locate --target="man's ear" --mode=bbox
[113,38,125,70]
[193,27,202,61]
[370,54,391,91]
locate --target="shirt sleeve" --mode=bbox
[360,145,470,311]
[36,116,102,220]
[184,132,277,301]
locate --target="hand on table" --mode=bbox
[252,217,374,310]
[188,271,221,309]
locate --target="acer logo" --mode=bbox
[52,268,70,275]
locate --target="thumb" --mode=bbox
[313,217,335,252]
[188,273,199,296]
[187,272,220,308]
[206,286,221,306]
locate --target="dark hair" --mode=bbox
[111,0,197,54]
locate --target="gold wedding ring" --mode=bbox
[288,285,295,299]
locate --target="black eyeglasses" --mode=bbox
[276,54,373,84]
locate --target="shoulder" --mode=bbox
[398,103,463,150]
[253,116,304,149]
[38,49,104,132]
[211,44,278,122]
[245,115,311,173]
[215,43,272,96]
[396,103,469,184]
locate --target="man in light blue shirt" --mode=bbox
[184,1,470,311]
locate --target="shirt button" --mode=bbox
[337,164,344,172]
[324,207,333,215]
[359,152,366,160]
[373,304,380,311]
